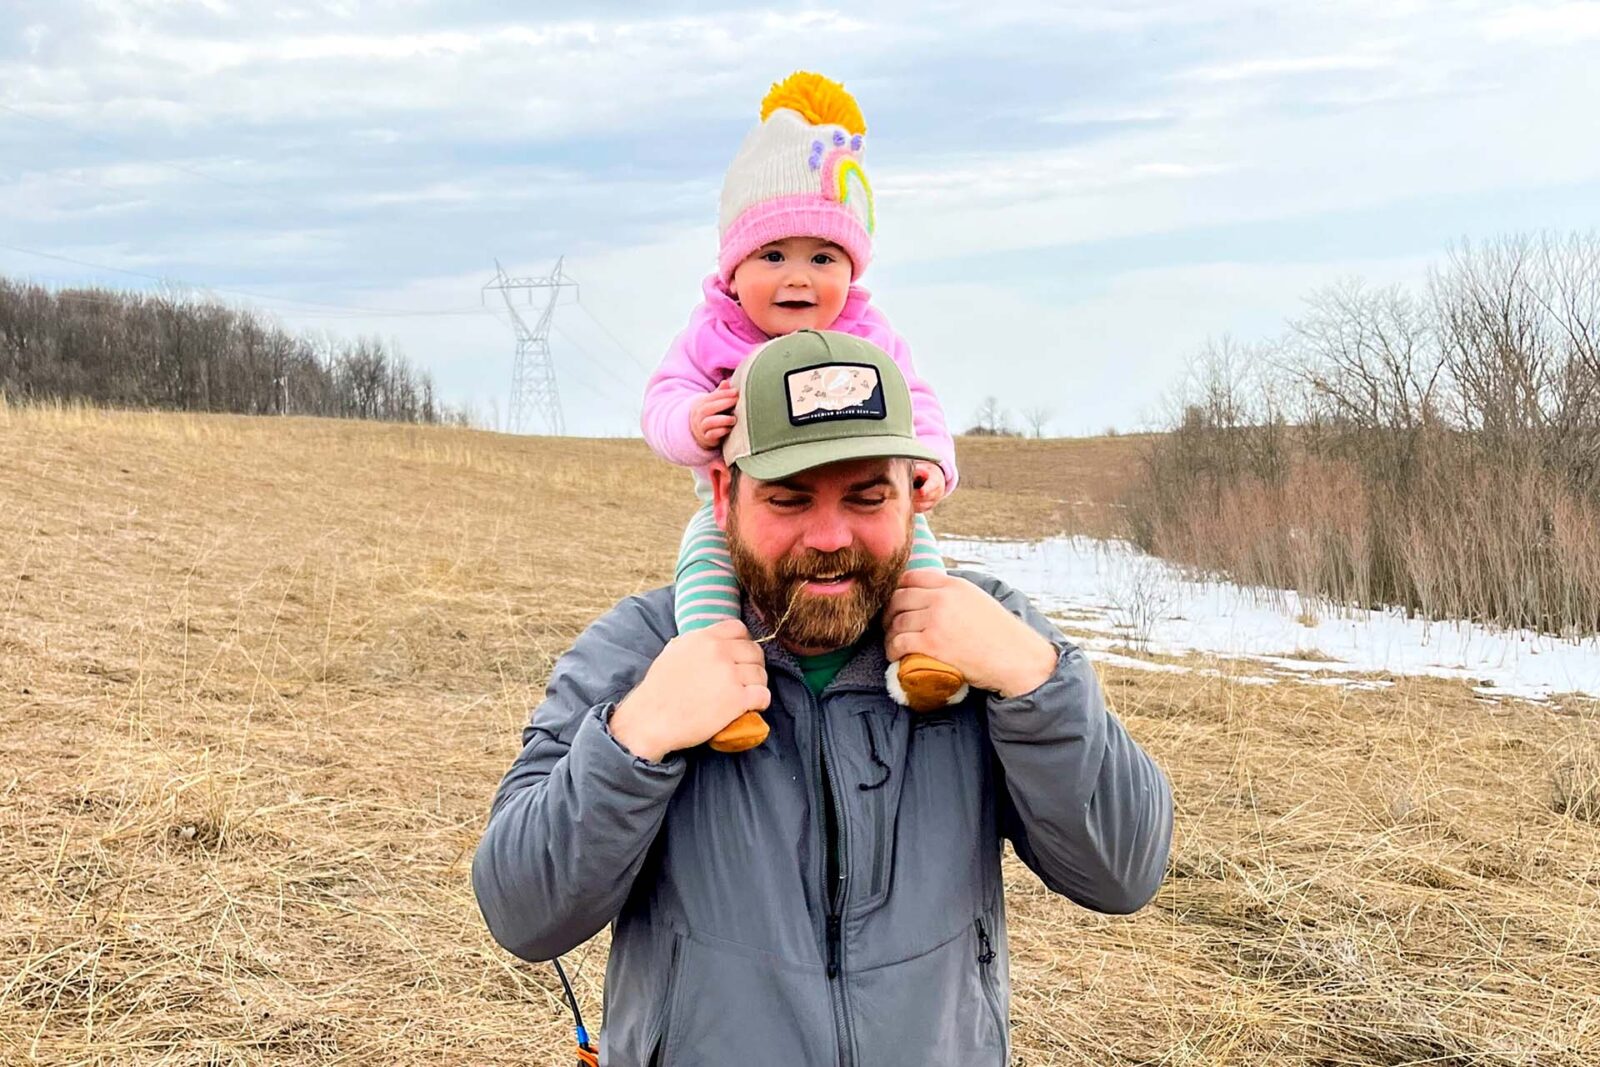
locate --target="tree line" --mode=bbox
[1130,231,1600,636]
[0,277,466,425]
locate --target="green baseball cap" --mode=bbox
[722,330,942,481]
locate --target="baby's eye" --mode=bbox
[761,250,784,263]
[812,253,834,265]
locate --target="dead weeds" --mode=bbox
[2,409,1598,1063]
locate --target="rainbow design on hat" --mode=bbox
[818,147,875,235]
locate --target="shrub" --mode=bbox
[1128,233,1600,636]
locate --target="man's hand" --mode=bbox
[911,461,947,513]
[883,571,1058,699]
[609,620,769,762]
[690,382,740,450]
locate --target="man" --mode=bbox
[472,331,1173,1066]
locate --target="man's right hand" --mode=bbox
[609,620,770,762]
[690,382,739,450]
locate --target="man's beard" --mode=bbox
[727,508,913,650]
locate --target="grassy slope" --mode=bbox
[937,434,1153,541]
[1,409,1596,1064]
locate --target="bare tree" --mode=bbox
[1291,280,1444,434]
[1433,234,1600,492]
[970,395,1009,436]
[1021,405,1052,438]
[1130,229,1600,637]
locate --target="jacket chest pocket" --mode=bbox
[890,702,997,919]
[850,712,901,911]
[846,703,983,917]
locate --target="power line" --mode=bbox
[4,104,657,431]
[553,361,642,425]
[550,321,644,414]
[2,103,485,318]
[574,299,657,376]
[0,239,490,318]
[261,304,495,320]
[551,321,643,394]
[0,101,325,217]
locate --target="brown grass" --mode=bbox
[3,407,1598,1064]
[938,434,1150,540]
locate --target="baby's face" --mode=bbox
[729,236,853,337]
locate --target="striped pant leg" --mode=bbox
[905,512,946,574]
[674,503,742,633]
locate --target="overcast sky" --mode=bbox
[4,1,1599,436]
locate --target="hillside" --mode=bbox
[936,433,1152,540]
[3,406,1596,1064]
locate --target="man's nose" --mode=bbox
[800,507,852,554]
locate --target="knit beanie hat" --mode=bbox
[718,72,875,283]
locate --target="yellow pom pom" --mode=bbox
[760,71,866,135]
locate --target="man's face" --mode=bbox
[719,457,914,653]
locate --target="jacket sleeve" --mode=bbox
[860,307,960,492]
[641,321,723,469]
[471,595,687,961]
[976,575,1173,913]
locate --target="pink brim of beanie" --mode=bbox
[719,194,872,283]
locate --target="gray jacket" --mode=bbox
[472,571,1173,1066]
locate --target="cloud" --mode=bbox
[7,7,889,138]
[1481,1,1600,42]
[879,253,1440,436]
[1179,52,1396,82]
[3,0,1599,438]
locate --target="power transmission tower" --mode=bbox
[483,257,577,434]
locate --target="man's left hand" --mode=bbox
[883,570,1059,699]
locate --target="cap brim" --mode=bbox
[732,435,943,482]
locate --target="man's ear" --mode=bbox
[709,459,732,531]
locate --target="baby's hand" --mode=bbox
[912,462,947,512]
[691,382,740,450]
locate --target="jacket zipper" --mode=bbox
[975,918,1005,1063]
[816,693,856,1067]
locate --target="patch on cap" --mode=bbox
[785,363,886,426]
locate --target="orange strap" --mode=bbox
[575,1043,600,1067]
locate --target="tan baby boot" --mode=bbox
[886,654,970,713]
[709,710,770,753]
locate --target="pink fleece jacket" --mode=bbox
[641,274,959,491]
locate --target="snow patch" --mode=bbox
[946,536,1600,703]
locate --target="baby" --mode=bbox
[641,72,965,751]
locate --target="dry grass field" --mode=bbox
[3,404,1599,1065]
[939,434,1152,541]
